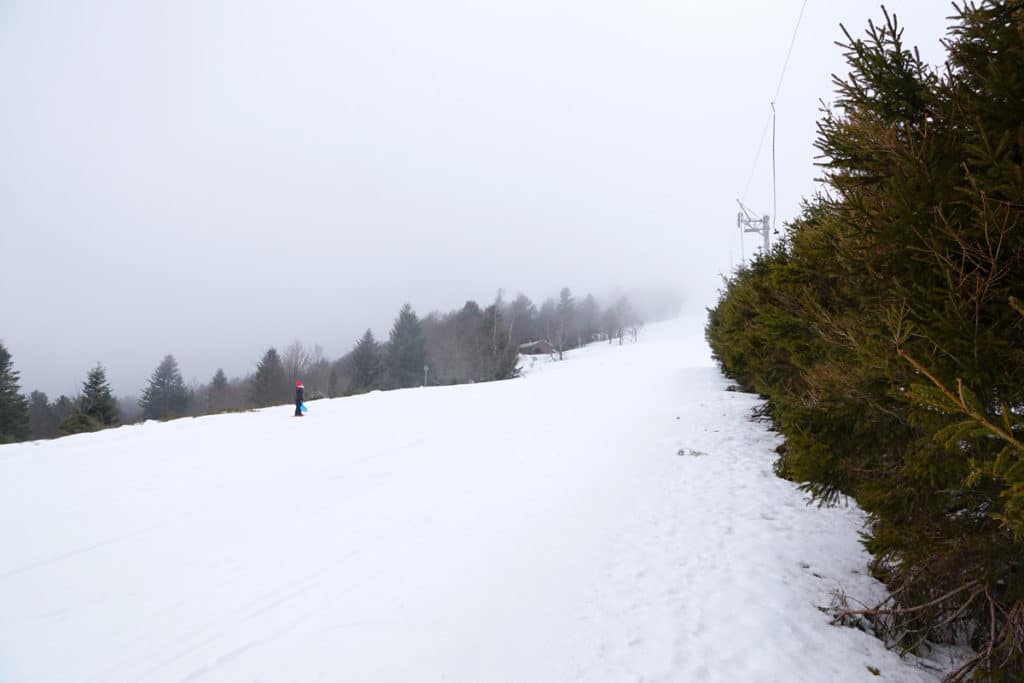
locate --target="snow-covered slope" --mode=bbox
[0,317,945,682]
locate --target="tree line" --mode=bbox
[1,286,656,443]
[706,3,1022,679]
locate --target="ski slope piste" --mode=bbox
[0,315,949,681]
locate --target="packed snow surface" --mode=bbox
[1,316,946,682]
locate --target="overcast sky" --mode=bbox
[1,0,952,397]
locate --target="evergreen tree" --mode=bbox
[80,364,118,426]
[57,411,103,436]
[0,342,30,443]
[27,391,58,439]
[386,303,426,389]
[250,348,287,407]
[138,355,188,420]
[454,301,486,379]
[208,368,228,411]
[349,330,384,393]
[707,4,1024,676]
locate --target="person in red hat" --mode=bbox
[294,380,304,417]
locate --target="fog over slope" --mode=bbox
[0,0,951,396]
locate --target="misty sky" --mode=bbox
[1,0,952,397]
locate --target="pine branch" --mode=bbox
[897,349,1024,453]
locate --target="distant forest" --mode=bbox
[0,285,681,443]
[707,4,1022,680]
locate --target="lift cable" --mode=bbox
[736,0,809,259]
[773,0,809,104]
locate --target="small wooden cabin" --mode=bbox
[518,340,555,355]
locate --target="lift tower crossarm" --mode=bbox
[735,199,770,259]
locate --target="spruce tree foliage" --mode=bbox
[138,355,188,420]
[0,342,30,443]
[386,303,426,389]
[57,411,103,436]
[80,364,118,426]
[208,368,228,412]
[707,4,1024,678]
[349,330,384,393]
[448,300,487,381]
[250,348,287,408]
[27,391,59,439]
